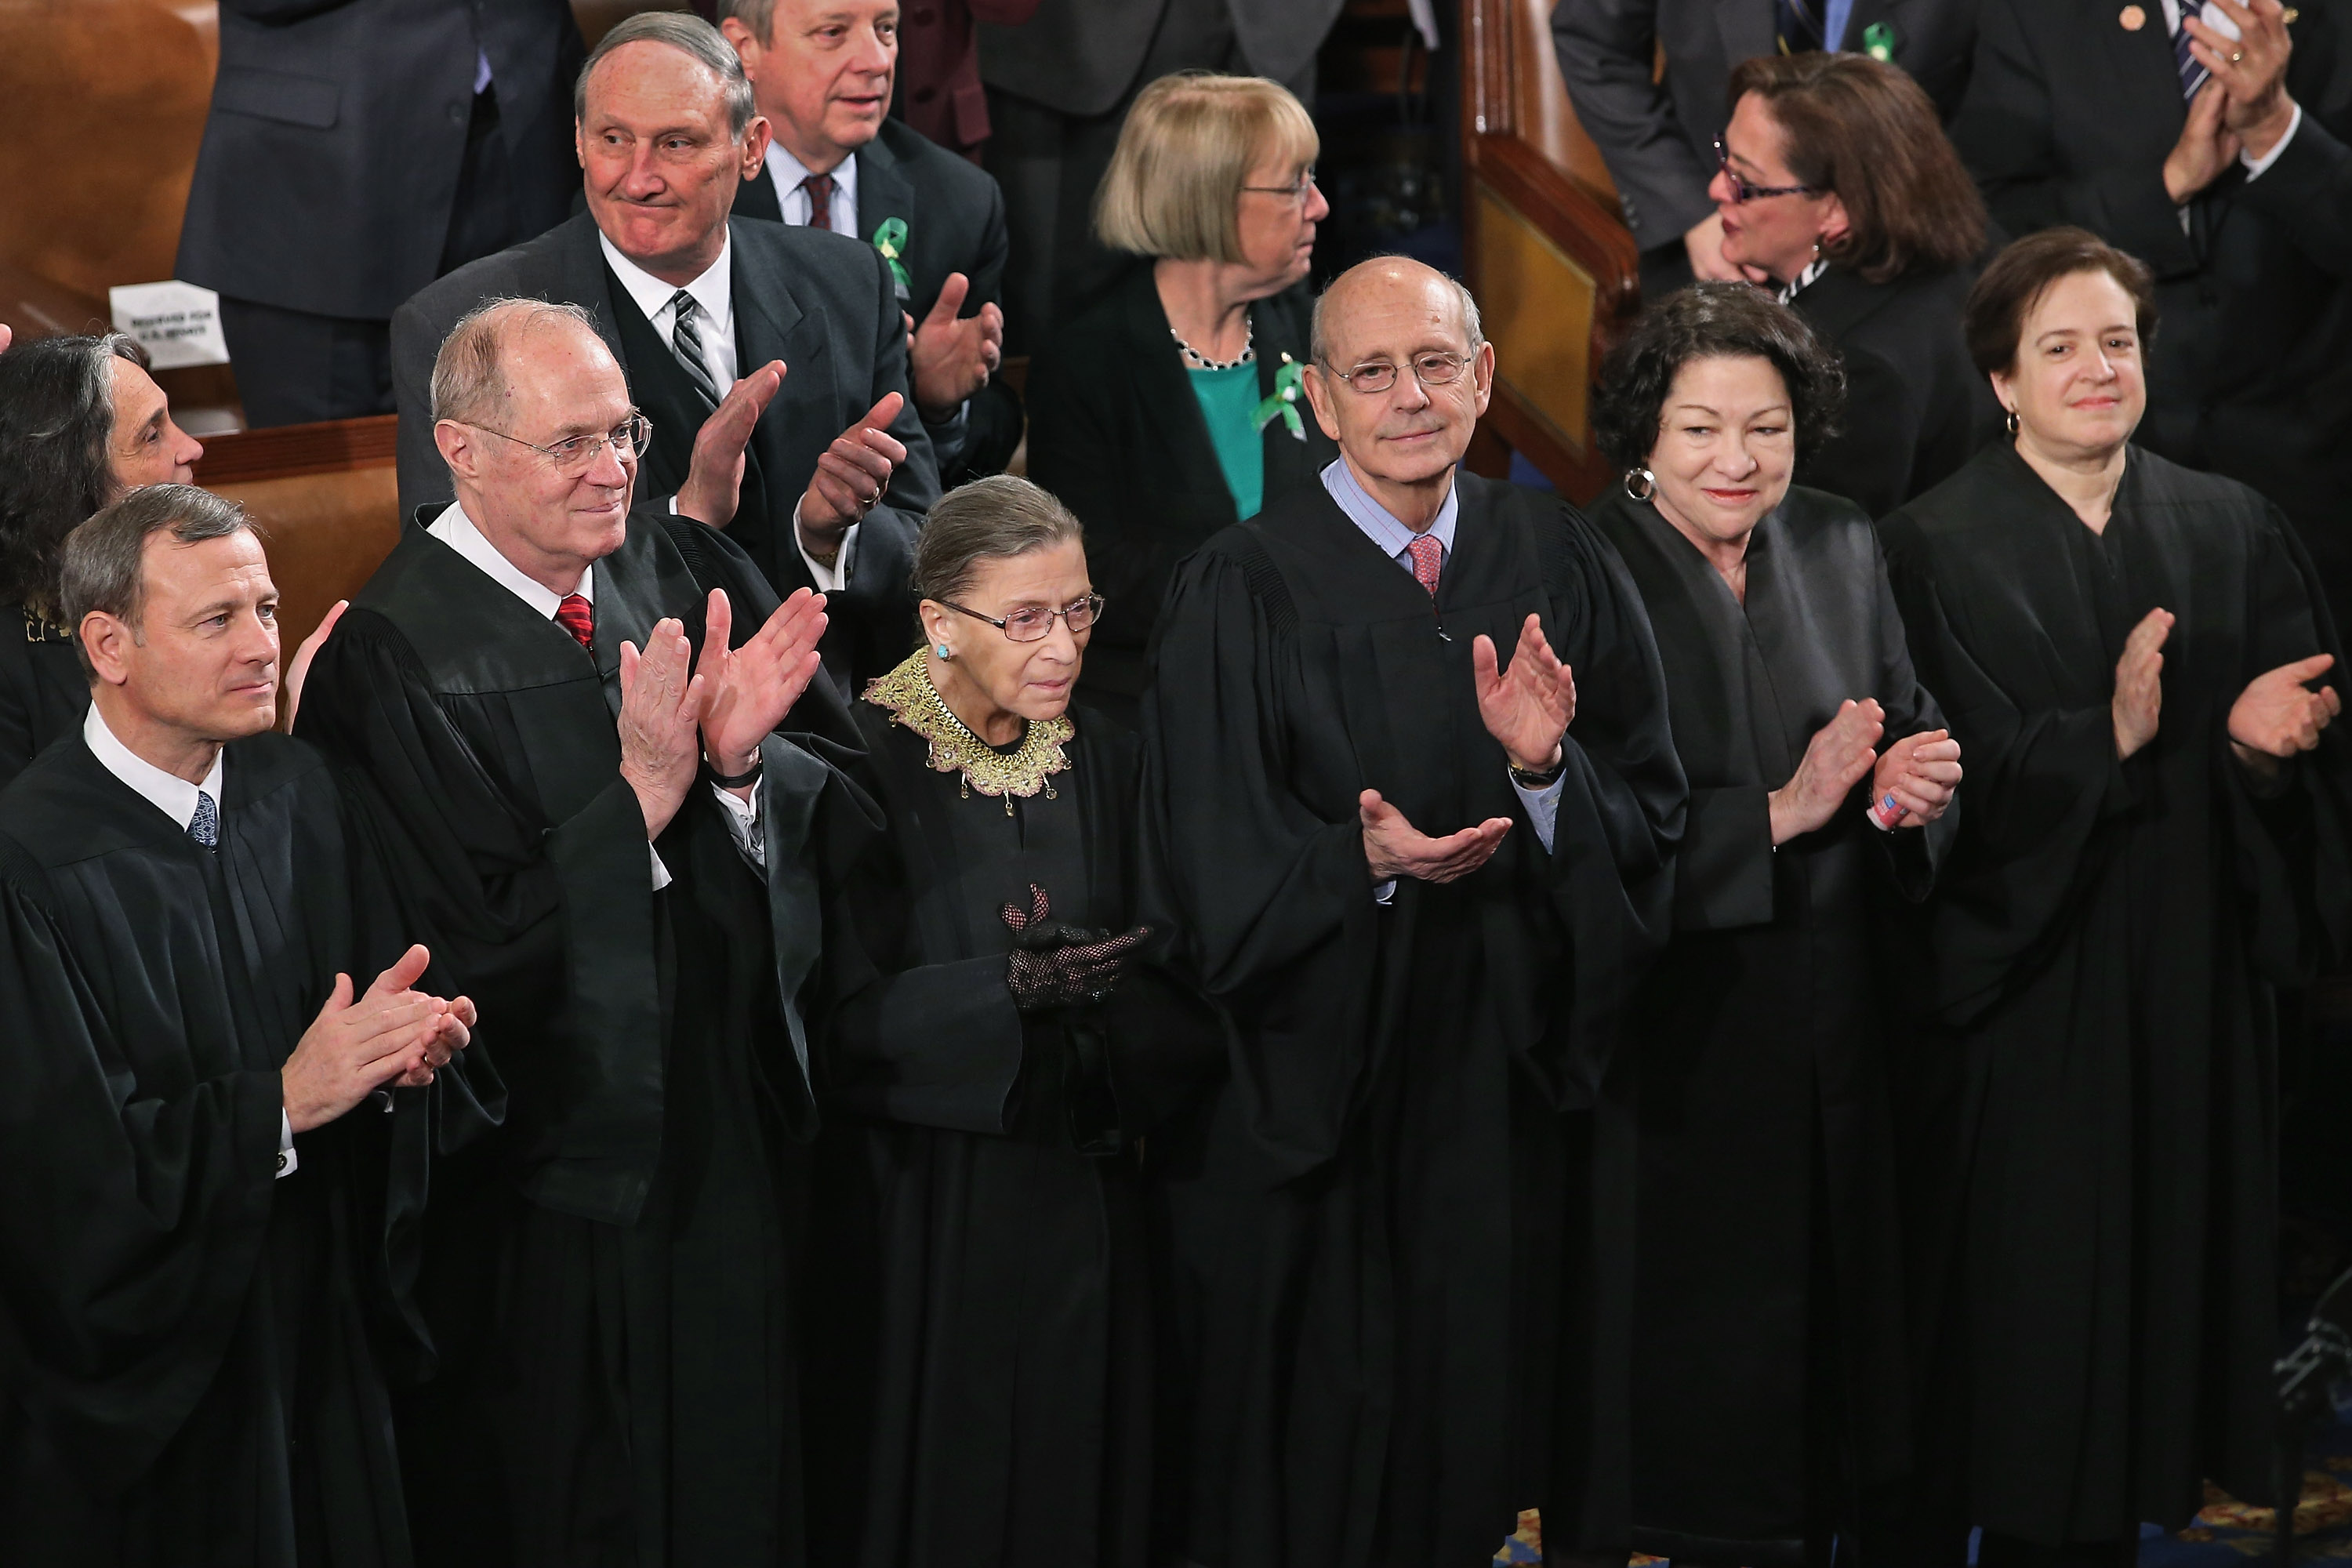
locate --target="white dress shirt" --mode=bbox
[82,705,300,1178]
[426,503,768,879]
[760,142,862,238]
[1317,459,1569,901]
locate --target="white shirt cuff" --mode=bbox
[793,495,859,593]
[712,778,765,869]
[276,1108,298,1178]
[649,844,672,891]
[1373,878,1396,906]
[1510,768,1566,855]
[2241,101,2304,179]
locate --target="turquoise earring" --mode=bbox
[937,644,952,659]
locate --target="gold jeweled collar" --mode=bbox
[862,651,1074,815]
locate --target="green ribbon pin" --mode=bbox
[1860,20,1896,61]
[1252,354,1308,441]
[870,217,913,299]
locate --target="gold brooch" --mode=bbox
[863,652,1073,815]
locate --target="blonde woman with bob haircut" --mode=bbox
[1025,71,1337,728]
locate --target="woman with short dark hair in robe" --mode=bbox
[1584,281,1961,1566]
[800,475,1222,1568]
[0,333,205,786]
[1879,227,2352,1567]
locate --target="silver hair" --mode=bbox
[430,296,604,429]
[1309,259,1486,367]
[575,10,757,138]
[717,0,779,44]
[60,484,256,677]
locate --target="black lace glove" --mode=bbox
[1000,884,1152,1014]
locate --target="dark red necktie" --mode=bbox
[800,172,837,233]
[555,593,593,648]
[1406,533,1443,597]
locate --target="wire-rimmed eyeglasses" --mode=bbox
[940,594,1105,642]
[467,412,653,475]
[1713,138,1828,203]
[1320,351,1472,396]
[1240,165,1319,203]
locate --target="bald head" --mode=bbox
[1310,257,1484,370]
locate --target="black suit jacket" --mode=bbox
[1552,0,1983,252]
[735,118,1020,478]
[176,0,583,321]
[1792,264,2001,517]
[1024,263,1338,716]
[976,0,1343,118]
[390,212,939,689]
[1954,0,2352,618]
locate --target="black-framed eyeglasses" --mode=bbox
[1240,165,1319,203]
[1321,351,1472,396]
[940,593,1105,643]
[1713,138,1827,203]
[468,412,653,475]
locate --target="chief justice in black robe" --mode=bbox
[1143,260,1686,1566]
[1584,285,1962,1566]
[1878,232,2352,1559]
[295,301,855,1566]
[802,477,1223,1568]
[0,488,477,1567]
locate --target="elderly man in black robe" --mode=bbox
[296,296,848,1566]
[0,485,476,1566]
[1142,256,1686,1568]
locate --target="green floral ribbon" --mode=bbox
[1252,353,1307,441]
[870,217,913,298]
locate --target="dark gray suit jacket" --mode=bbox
[977,0,1343,118]
[177,0,583,321]
[1552,0,1981,252]
[390,212,939,687]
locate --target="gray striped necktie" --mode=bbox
[668,289,722,411]
[2175,6,2211,100]
[187,789,218,849]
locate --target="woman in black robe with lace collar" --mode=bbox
[1880,230,2352,1564]
[801,477,1222,1568]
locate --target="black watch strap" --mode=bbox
[708,755,764,789]
[1508,755,1566,789]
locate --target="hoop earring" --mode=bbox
[2004,408,2020,437]
[1623,466,1656,502]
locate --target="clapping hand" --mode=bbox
[282,945,476,1131]
[2187,0,2298,158]
[695,586,828,788]
[800,393,909,559]
[1359,789,1512,884]
[908,272,1005,419]
[618,617,703,840]
[2163,69,2242,201]
[1871,728,1962,828]
[2229,650,2339,774]
[1770,699,1883,844]
[678,360,786,529]
[1474,613,1577,775]
[2112,608,2172,760]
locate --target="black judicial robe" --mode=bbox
[294,510,854,1567]
[1142,473,1687,1566]
[803,683,1224,1568]
[1588,484,1953,1559]
[0,601,88,789]
[0,731,446,1566]
[1878,442,2352,1542]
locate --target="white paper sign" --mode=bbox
[108,281,231,369]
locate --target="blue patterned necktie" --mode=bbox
[2175,4,2211,100]
[187,789,218,849]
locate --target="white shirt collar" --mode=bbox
[763,140,860,212]
[597,227,734,344]
[82,703,223,834]
[426,501,591,617]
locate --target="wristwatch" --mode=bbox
[1508,753,1566,789]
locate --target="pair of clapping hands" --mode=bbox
[2165,0,2303,201]
[616,586,829,840]
[2110,606,2340,769]
[282,944,474,1134]
[1358,613,1968,886]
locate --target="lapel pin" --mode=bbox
[2120,4,2147,28]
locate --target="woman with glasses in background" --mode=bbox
[800,476,1224,1568]
[1024,71,1337,729]
[1708,52,1998,517]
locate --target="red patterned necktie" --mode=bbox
[1406,532,1443,597]
[555,593,593,648]
[800,172,837,233]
